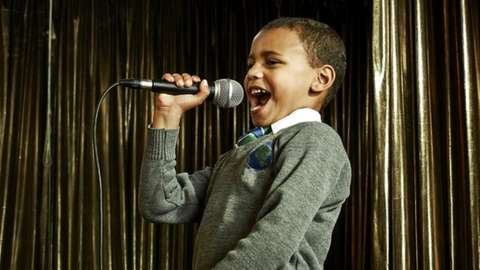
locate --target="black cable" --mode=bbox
[93,82,120,270]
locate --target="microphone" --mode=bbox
[119,78,244,108]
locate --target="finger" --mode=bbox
[172,73,184,87]
[182,73,193,87]
[161,73,174,82]
[192,75,201,83]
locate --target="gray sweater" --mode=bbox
[140,122,351,269]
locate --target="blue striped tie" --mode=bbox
[236,126,272,146]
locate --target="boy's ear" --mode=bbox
[311,64,336,94]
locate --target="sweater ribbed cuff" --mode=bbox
[146,127,179,160]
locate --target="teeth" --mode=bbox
[250,88,269,96]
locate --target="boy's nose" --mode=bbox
[246,65,263,80]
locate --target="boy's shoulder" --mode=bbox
[276,121,343,143]
[274,121,348,158]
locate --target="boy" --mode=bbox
[140,17,351,269]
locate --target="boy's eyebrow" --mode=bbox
[261,50,282,56]
[248,50,282,60]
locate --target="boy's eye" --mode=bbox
[265,59,280,66]
[246,58,280,69]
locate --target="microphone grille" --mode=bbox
[213,79,244,108]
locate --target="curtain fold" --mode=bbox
[0,0,479,269]
[371,0,480,269]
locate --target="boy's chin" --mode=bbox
[251,117,270,127]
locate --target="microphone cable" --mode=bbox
[93,82,120,270]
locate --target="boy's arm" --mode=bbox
[139,127,211,223]
[213,127,351,269]
[139,72,211,223]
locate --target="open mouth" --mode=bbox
[249,88,271,112]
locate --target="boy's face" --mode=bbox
[244,27,318,127]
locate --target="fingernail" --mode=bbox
[202,79,208,87]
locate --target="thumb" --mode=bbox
[197,79,210,100]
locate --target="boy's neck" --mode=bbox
[270,108,321,134]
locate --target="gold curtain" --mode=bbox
[371,0,480,269]
[0,0,478,269]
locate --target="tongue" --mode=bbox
[251,105,262,112]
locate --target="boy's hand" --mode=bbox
[152,73,209,128]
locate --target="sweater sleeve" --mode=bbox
[213,126,351,269]
[139,127,211,224]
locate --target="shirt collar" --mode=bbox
[271,108,322,134]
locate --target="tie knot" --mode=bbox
[236,126,272,146]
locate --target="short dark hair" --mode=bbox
[260,17,347,106]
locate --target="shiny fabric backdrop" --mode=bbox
[0,0,479,269]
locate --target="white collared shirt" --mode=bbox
[271,108,322,134]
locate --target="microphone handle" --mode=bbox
[119,79,214,98]
[151,81,198,95]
